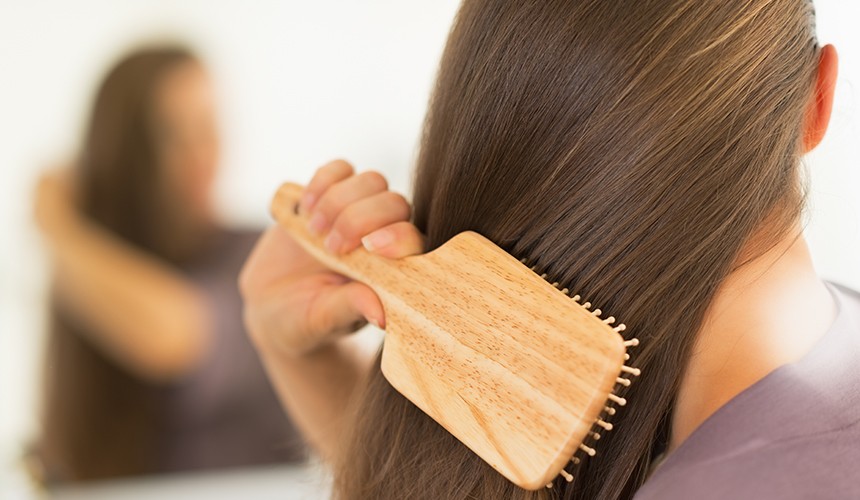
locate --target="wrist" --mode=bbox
[41,207,88,246]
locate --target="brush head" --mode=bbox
[271,182,629,490]
[376,231,627,489]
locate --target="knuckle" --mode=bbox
[332,204,364,240]
[324,158,352,172]
[313,189,342,220]
[310,159,353,190]
[358,170,388,191]
[321,159,353,179]
[382,191,412,219]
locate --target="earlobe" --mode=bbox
[803,44,839,153]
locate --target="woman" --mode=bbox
[34,46,305,483]
[241,1,858,499]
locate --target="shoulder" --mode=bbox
[635,423,860,499]
[827,279,860,312]
[635,278,860,500]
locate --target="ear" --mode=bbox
[802,44,839,153]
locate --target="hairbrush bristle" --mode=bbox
[599,418,616,429]
[621,365,642,376]
[559,469,574,483]
[607,393,627,406]
[519,255,642,491]
[578,443,597,456]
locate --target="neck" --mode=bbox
[668,221,837,453]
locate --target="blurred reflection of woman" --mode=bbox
[32,45,306,483]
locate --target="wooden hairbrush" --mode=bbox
[270,182,640,490]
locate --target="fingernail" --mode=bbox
[300,192,316,214]
[308,213,327,235]
[361,228,394,252]
[368,317,385,329]
[324,230,342,253]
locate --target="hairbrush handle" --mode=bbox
[269,182,399,292]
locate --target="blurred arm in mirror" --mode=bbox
[35,169,211,381]
[31,45,306,485]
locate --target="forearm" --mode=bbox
[252,332,375,461]
[50,219,211,381]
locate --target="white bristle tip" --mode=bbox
[604,406,617,416]
[560,469,574,482]
[614,324,627,332]
[616,377,631,387]
[596,419,613,431]
[603,316,616,324]
[621,365,641,376]
[579,444,597,456]
[624,338,640,347]
[608,394,627,406]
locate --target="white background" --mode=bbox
[1,1,857,497]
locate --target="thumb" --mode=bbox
[308,280,386,341]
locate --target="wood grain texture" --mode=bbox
[271,182,627,490]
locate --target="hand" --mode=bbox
[239,159,426,357]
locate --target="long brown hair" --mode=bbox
[40,46,199,482]
[335,1,820,498]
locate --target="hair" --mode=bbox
[39,45,200,482]
[334,1,820,498]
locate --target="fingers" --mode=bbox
[324,191,412,254]
[300,160,421,256]
[307,170,388,236]
[300,159,354,215]
[361,221,426,259]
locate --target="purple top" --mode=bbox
[158,228,306,473]
[634,280,860,499]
